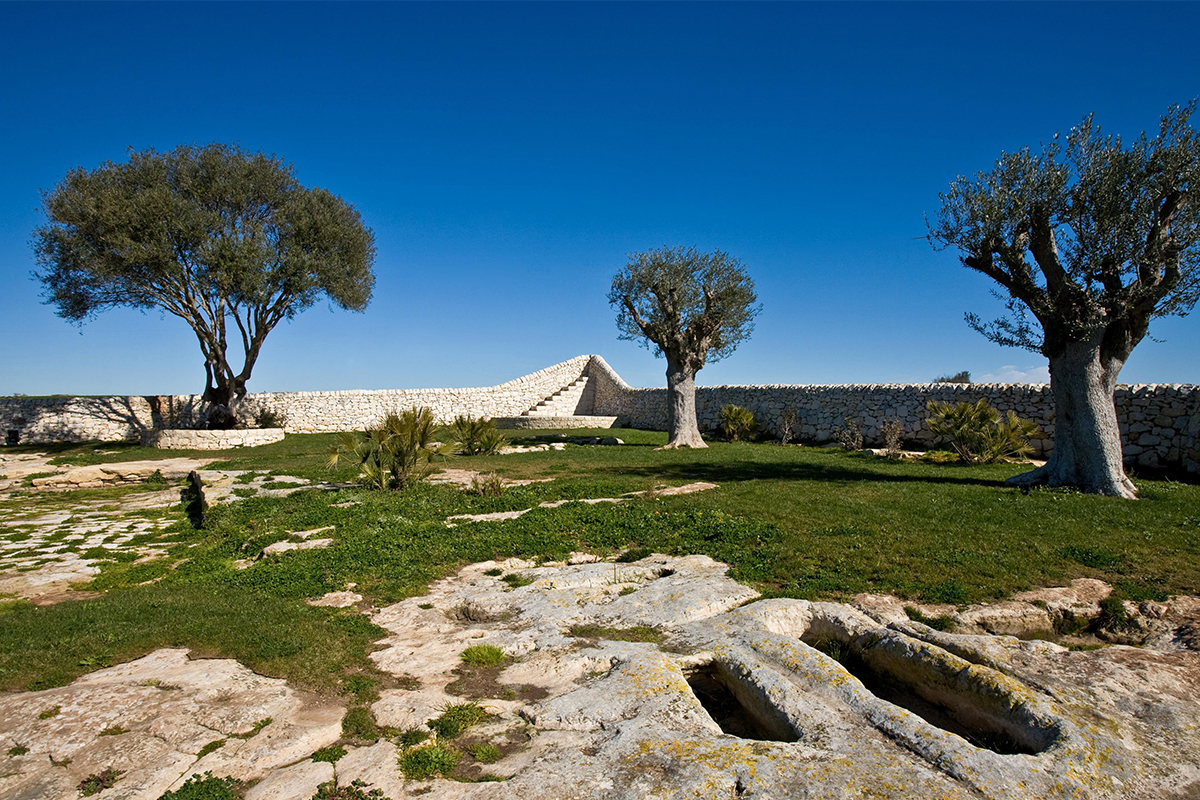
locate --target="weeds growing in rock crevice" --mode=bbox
[158,772,242,800]
[78,767,123,796]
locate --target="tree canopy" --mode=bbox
[930,103,1200,360]
[34,143,375,425]
[609,246,760,373]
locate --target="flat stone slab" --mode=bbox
[30,458,215,489]
[0,649,344,800]
[445,482,718,526]
[493,416,619,429]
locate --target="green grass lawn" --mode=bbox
[0,429,1196,696]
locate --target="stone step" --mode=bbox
[496,415,618,430]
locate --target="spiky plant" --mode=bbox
[927,399,1038,464]
[451,415,507,456]
[328,407,441,489]
[719,404,758,441]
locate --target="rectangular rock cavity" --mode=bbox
[685,662,798,742]
[805,634,1052,755]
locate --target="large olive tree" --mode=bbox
[34,143,376,428]
[930,104,1200,497]
[608,246,760,448]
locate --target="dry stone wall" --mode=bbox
[3,353,1197,474]
[0,356,592,444]
[140,428,285,450]
[586,356,1200,473]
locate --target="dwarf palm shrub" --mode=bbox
[328,407,440,490]
[926,399,1038,463]
[719,405,758,441]
[452,415,507,456]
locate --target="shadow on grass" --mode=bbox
[597,457,1008,488]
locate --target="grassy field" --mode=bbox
[1,429,1197,698]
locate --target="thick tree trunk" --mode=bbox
[662,360,707,449]
[1006,335,1136,498]
[200,367,247,430]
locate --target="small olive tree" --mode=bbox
[608,246,760,448]
[929,103,1200,497]
[33,143,376,428]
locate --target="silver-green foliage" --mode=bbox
[451,415,506,456]
[926,399,1039,464]
[33,143,376,422]
[328,408,440,490]
[719,404,758,441]
[608,246,760,368]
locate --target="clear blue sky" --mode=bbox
[2,2,1197,395]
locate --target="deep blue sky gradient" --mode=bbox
[2,2,1198,394]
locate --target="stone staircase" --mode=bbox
[494,375,618,429]
[523,377,595,417]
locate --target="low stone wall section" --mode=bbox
[0,356,593,444]
[140,428,285,450]
[586,355,1200,473]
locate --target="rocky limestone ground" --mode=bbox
[1,555,1197,799]
[0,453,331,604]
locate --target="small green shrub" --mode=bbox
[310,779,388,800]
[452,415,507,456]
[342,706,380,741]
[396,728,431,748]
[98,725,128,736]
[78,767,123,796]
[253,408,288,430]
[7,744,28,757]
[312,745,347,764]
[427,701,489,739]
[328,408,441,490]
[500,573,532,589]
[37,706,60,720]
[460,645,506,667]
[196,740,225,758]
[933,371,971,384]
[482,568,503,577]
[616,547,652,563]
[157,772,241,800]
[881,418,904,458]
[779,409,798,445]
[904,606,956,632]
[719,404,758,442]
[468,473,504,497]
[1096,596,1137,632]
[834,419,864,450]
[400,743,460,780]
[926,399,1038,463]
[468,743,502,763]
[230,718,272,739]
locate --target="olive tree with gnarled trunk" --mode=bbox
[930,104,1200,498]
[34,143,375,429]
[608,246,760,449]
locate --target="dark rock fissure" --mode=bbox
[685,663,797,743]
[807,638,1044,756]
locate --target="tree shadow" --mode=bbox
[595,457,1007,489]
[4,395,202,446]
